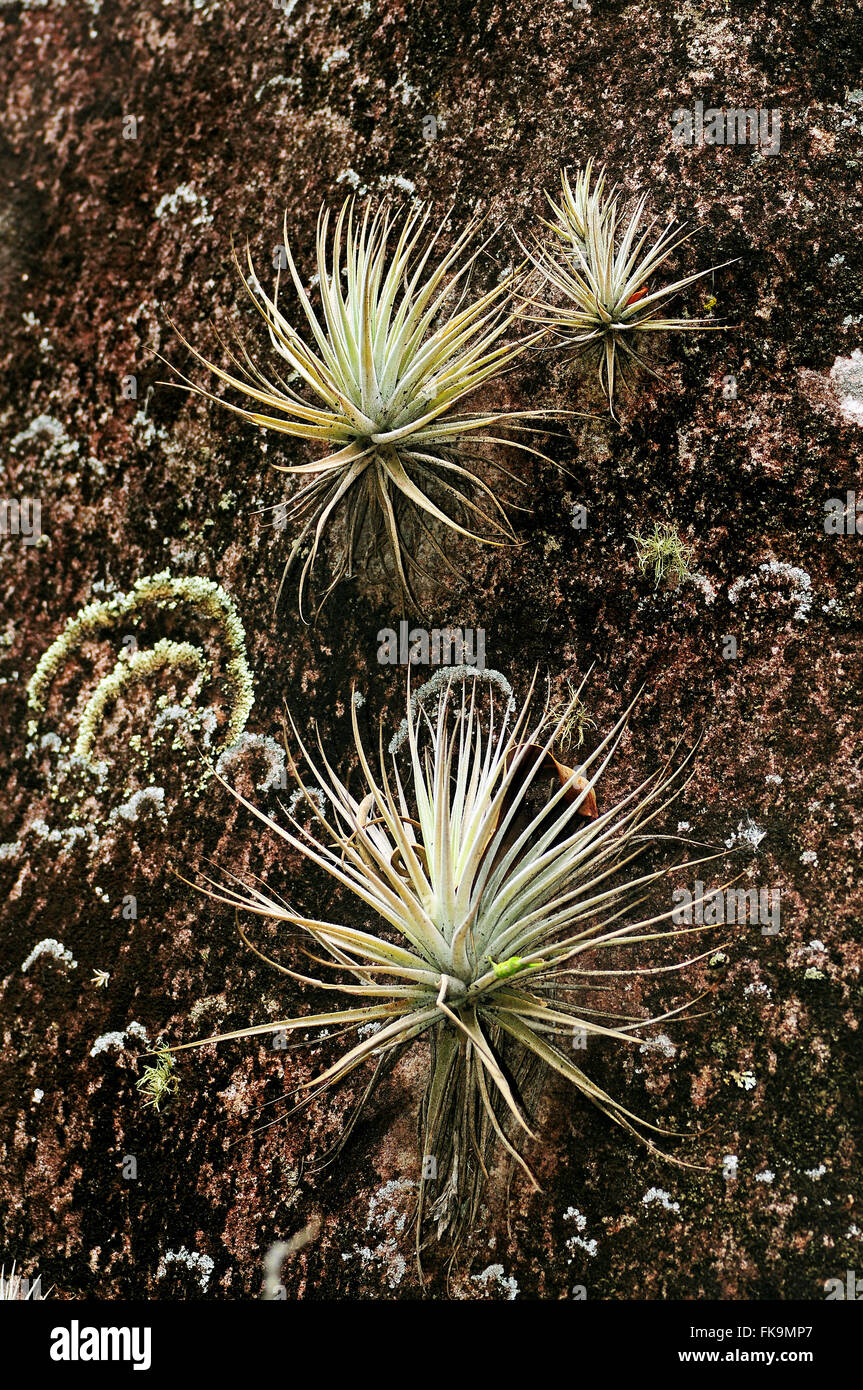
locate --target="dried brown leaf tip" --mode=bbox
[504,743,598,819]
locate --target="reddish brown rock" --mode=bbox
[1,0,861,1301]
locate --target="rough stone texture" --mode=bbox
[1,0,861,1301]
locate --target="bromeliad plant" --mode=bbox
[524,162,733,414]
[168,200,546,616]
[174,667,718,1266]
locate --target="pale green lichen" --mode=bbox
[74,640,208,761]
[26,571,254,771]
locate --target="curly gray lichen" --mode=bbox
[26,571,255,773]
[75,640,209,761]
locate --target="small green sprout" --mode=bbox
[550,680,596,752]
[488,955,542,980]
[631,522,694,590]
[136,1047,178,1112]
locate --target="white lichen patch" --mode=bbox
[804,1164,827,1180]
[724,817,766,851]
[130,407,159,448]
[321,46,350,73]
[755,1169,775,1184]
[10,414,79,462]
[728,560,813,622]
[341,1179,415,1290]
[732,814,768,851]
[563,1207,597,1260]
[153,702,218,749]
[188,994,228,1025]
[470,1264,519,1299]
[21,938,77,973]
[391,73,422,106]
[722,1154,739,1181]
[215,732,287,791]
[642,1187,681,1214]
[286,786,327,819]
[366,1179,412,1233]
[336,167,363,192]
[90,1020,149,1058]
[378,173,417,197]
[690,572,717,603]
[639,1032,677,1058]
[154,183,212,227]
[254,72,302,102]
[108,786,166,825]
[27,818,98,853]
[829,348,863,425]
[157,1246,214,1291]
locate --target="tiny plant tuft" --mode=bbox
[547,678,596,751]
[136,1047,179,1112]
[631,523,695,590]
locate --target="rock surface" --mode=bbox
[0,0,861,1300]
